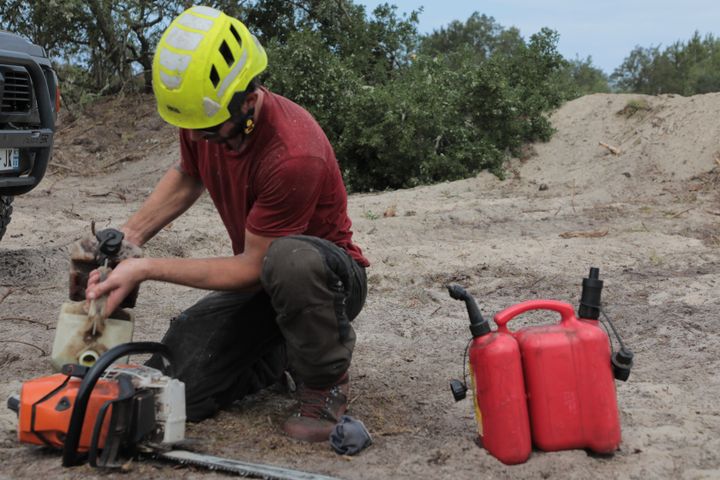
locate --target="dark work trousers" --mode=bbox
[146,235,367,422]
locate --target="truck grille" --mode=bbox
[1,69,32,113]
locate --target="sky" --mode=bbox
[357,0,720,74]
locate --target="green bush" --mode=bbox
[335,56,505,191]
[266,24,572,192]
[618,98,652,118]
[264,30,361,141]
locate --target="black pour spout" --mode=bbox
[578,267,603,320]
[447,285,491,337]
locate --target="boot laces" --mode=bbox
[298,383,344,421]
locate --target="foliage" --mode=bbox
[0,1,596,192]
[0,0,181,101]
[618,98,652,118]
[555,56,610,99]
[263,30,361,141]
[332,28,570,191]
[611,32,720,95]
[420,12,524,62]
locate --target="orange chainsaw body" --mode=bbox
[18,373,118,451]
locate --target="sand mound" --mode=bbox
[522,93,720,192]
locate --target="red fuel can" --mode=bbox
[494,300,621,454]
[448,285,531,465]
[467,329,531,464]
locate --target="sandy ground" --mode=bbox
[0,92,718,479]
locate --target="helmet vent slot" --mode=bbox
[210,66,220,87]
[229,24,242,46]
[219,40,235,67]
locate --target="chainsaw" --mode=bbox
[8,341,340,480]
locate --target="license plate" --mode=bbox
[0,149,20,173]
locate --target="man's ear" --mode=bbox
[244,91,259,112]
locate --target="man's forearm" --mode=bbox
[138,255,263,292]
[122,165,204,246]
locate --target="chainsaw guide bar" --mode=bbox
[154,450,342,480]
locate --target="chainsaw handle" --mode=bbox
[62,342,172,467]
[494,300,578,333]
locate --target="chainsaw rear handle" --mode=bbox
[62,342,172,467]
[494,300,579,333]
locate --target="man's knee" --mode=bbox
[261,236,328,308]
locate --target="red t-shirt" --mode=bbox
[179,88,369,267]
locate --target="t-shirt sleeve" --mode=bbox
[247,155,326,237]
[179,129,200,178]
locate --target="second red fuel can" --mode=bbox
[494,299,621,453]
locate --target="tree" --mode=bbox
[0,0,182,96]
[611,32,720,95]
[420,12,523,62]
[555,56,610,98]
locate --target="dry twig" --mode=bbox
[559,229,609,239]
[0,340,47,356]
[0,317,54,330]
[599,142,621,155]
[669,207,693,219]
[48,162,81,174]
[82,190,127,202]
[0,288,12,305]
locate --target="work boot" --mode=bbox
[283,372,349,442]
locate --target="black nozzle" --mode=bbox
[95,228,124,257]
[61,363,89,378]
[447,285,491,337]
[578,267,603,320]
[612,348,634,382]
[7,395,19,415]
[450,379,467,402]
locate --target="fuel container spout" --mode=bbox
[447,285,490,337]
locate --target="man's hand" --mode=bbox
[84,230,275,315]
[86,258,148,316]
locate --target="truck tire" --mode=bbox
[0,196,14,242]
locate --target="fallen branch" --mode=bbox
[559,229,608,239]
[669,207,693,219]
[376,428,418,437]
[0,288,11,305]
[100,154,139,171]
[706,210,720,216]
[49,162,82,174]
[599,142,621,155]
[82,190,128,202]
[0,316,54,330]
[0,340,47,356]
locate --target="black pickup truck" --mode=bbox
[0,31,58,242]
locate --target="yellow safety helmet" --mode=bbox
[152,6,267,129]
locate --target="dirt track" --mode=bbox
[0,92,718,479]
